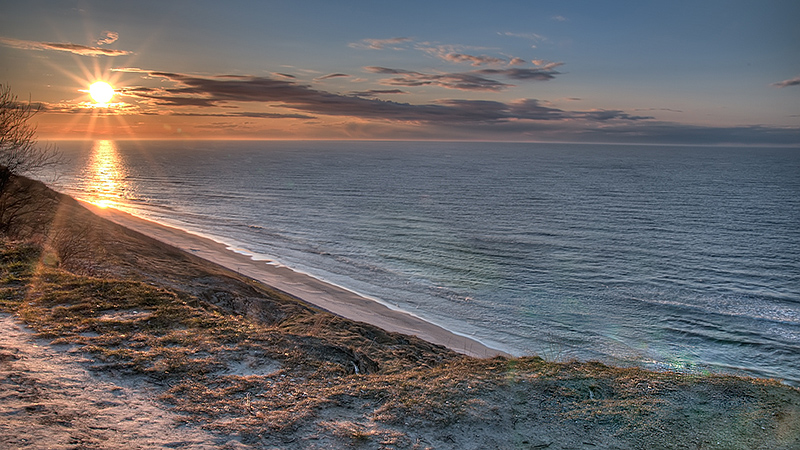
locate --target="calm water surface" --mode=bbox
[48,140,800,384]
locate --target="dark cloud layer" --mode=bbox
[316,73,350,81]
[365,67,512,91]
[350,89,408,97]
[172,111,313,119]
[115,69,800,144]
[365,64,562,91]
[118,70,651,124]
[477,67,560,81]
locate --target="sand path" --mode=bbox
[84,203,505,358]
[0,314,244,449]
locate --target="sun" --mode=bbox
[89,81,115,104]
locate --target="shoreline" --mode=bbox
[81,201,507,358]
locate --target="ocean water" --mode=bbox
[47,140,800,384]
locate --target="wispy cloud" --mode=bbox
[350,89,408,97]
[349,37,412,50]
[772,75,800,88]
[500,31,548,48]
[502,32,545,40]
[171,111,314,119]
[531,60,563,70]
[315,73,350,81]
[417,44,527,67]
[365,66,512,91]
[634,107,684,113]
[440,53,507,66]
[96,31,119,45]
[362,63,562,91]
[551,15,568,22]
[122,85,218,107]
[0,36,132,56]
[476,66,562,81]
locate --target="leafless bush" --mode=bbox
[0,83,61,236]
[49,223,95,269]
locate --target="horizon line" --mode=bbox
[39,137,800,149]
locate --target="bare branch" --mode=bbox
[0,84,61,192]
[0,84,62,236]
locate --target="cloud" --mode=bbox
[432,99,566,121]
[501,31,547,48]
[349,37,412,50]
[110,69,800,145]
[96,31,119,45]
[634,107,683,113]
[441,53,507,66]
[578,109,653,121]
[365,66,512,91]
[115,69,648,124]
[772,75,800,88]
[576,123,800,145]
[350,89,408,97]
[119,86,217,107]
[0,36,132,56]
[417,45,525,67]
[172,111,314,119]
[115,69,516,119]
[476,66,561,81]
[531,60,563,70]
[551,15,568,22]
[142,96,219,107]
[501,32,547,42]
[316,73,350,81]
[506,99,569,120]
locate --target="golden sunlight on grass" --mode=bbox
[89,81,114,105]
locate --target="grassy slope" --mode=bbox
[1,174,798,449]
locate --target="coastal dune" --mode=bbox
[82,202,504,359]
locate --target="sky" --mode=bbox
[1,0,799,144]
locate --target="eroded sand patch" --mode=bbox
[0,313,242,449]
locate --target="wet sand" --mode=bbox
[83,202,505,358]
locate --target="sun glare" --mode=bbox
[89,81,115,104]
[83,140,128,209]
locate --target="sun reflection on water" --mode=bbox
[81,140,129,209]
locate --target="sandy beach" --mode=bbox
[82,202,504,359]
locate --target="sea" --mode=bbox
[43,140,800,385]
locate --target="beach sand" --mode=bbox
[82,202,505,359]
